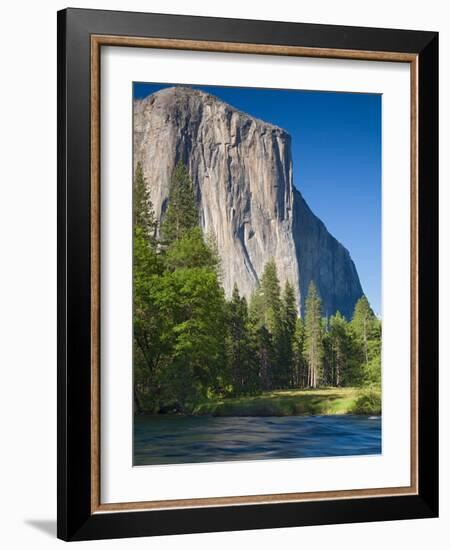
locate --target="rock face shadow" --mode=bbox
[25,519,56,538]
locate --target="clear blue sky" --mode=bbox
[134,82,382,315]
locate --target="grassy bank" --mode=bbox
[192,387,381,417]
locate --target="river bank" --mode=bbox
[189,387,381,417]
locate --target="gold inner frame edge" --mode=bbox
[90,34,419,514]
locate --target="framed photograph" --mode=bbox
[57,8,438,541]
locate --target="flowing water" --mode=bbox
[133,414,381,466]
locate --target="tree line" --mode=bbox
[133,161,381,414]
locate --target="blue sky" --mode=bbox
[134,83,382,315]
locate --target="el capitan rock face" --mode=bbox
[134,86,363,318]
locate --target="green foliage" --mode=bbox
[351,296,377,362]
[133,164,164,414]
[161,160,198,244]
[155,266,227,411]
[133,161,382,414]
[351,386,381,415]
[349,296,381,387]
[304,281,324,388]
[278,281,298,387]
[247,263,296,390]
[133,161,227,413]
[253,324,274,391]
[248,287,265,328]
[292,317,307,387]
[260,260,283,334]
[194,387,379,417]
[323,311,360,387]
[227,285,259,395]
[205,229,223,280]
[259,261,285,387]
[133,162,157,242]
[247,286,273,391]
[363,355,382,386]
[165,227,219,272]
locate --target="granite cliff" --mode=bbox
[134,86,363,318]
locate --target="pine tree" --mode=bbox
[327,312,349,386]
[259,261,284,387]
[322,328,333,386]
[260,260,283,334]
[351,296,376,367]
[343,296,383,386]
[161,160,198,244]
[145,160,229,410]
[227,284,258,394]
[304,281,324,388]
[280,281,298,387]
[292,317,307,387]
[205,229,223,281]
[133,163,163,413]
[364,317,382,385]
[254,325,274,391]
[248,288,273,391]
[248,287,264,328]
[164,227,218,272]
[133,161,157,243]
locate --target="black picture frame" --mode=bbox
[57,7,438,541]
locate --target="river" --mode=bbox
[134,414,381,466]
